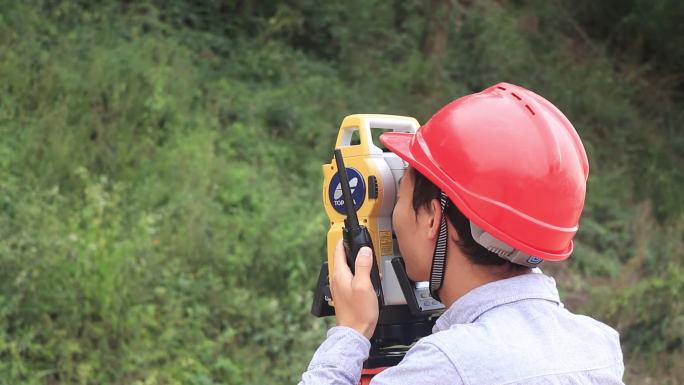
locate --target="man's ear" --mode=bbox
[426,198,441,240]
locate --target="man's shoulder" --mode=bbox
[420,322,494,358]
[417,303,624,384]
[426,301,622,355]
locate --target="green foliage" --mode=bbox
[0,0,682,383]
[611,266,684,356]
[567,0,684,77]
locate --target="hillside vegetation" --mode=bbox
[0,1,682,384]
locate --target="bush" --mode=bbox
[0,0,682,383]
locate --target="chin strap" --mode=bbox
[429,191,450,302]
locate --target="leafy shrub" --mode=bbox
[0,0,682,384]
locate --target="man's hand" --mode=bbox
[330,239,379,339]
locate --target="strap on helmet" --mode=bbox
[429,191,450,301]
[429,194,543,302]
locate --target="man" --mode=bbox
[299,83,625,384]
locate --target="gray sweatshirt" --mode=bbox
[298,271,625,385]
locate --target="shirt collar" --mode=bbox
[433,271,561,332]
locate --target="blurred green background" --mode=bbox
[0,0,682,384]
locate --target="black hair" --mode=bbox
[409,167,514,266]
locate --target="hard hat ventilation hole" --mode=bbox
[525,104,535,115]
[497,86,507,91]
[511,92,522,101]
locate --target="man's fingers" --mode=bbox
[333,239,352,282]
[353,247,374,287]
[333,241,375,291]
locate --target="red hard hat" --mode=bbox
[380,82,589,261]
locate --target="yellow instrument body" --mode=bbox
[322,114,418,306]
